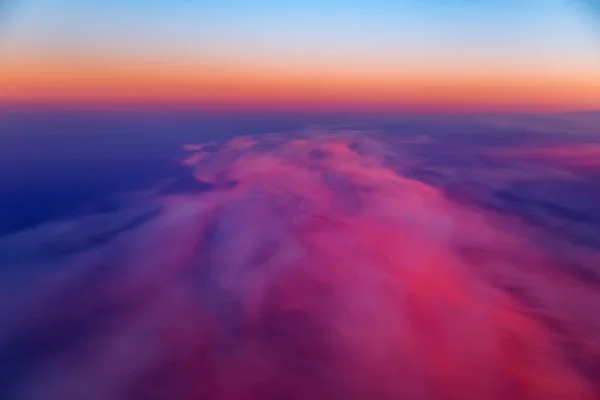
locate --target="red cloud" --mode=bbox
[2,131,596,399]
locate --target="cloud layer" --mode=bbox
[0,130,597,399]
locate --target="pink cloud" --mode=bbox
[1,131,597,399]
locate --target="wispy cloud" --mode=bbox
[0,130,597,399]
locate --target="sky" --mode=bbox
[0,0,600,111]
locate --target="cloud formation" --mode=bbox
[0,130,597,399]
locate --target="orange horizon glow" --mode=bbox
[1,59,600,112]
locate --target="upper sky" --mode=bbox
[1,0,600,110]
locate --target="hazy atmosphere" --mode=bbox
[1,2,600,400]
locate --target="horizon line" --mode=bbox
[2,97,600,115]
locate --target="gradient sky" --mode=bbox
[1,0,600,110]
